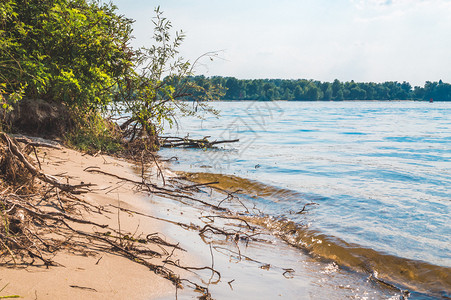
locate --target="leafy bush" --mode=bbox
[0,1,223,150]
[1,0,134,110]
[116,7,223,144]
[64,109,123,154]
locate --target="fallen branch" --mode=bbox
[180,181,219,190]
[160,136,239,149]
[85,166,227,211]
[1,133,93,194]
[69,285,97,292]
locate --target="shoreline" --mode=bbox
[159,100,451,299]
[0,141,434,299]
[179,171,451,298]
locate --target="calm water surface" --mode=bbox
[160,101,450,297]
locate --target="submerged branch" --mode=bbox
[1,133,93,194]
[160,136,239,149]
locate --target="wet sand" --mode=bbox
[147,184,405,300]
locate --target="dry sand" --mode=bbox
[0,146,188,299]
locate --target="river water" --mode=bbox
[159,101,450,298]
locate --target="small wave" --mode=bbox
[182,171,451,298]
[341,132,368,135]
[182,172,305,203]
[255,217,451,298]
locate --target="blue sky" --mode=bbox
[112,0,451,86]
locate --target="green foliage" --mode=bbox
[65,110,123,154]
[415,80,451,101]
[0,83,24,131]
[202,77,451,101]
[0,0,23,102]
[117,7,224,142]
[0,0,134,110]
[1,2,222,151]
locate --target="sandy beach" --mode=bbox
[0,145,191,299]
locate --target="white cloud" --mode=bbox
[113,0,451,85]
[353,0,451,15]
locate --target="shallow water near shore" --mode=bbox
[159,101,450,298]
[150,182,405,300]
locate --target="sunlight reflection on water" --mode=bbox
[160,101,451,269]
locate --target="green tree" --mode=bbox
[282,87,293,100]
[246,80,260,100]
[335,89,344,101]
[117,7,223,145]
[322,83,333,100]
[331,79,341,99]
[349,86,366,100]
[304,82,322,101]
[1,0,134,109]
[0,0,26,119]
[224,77,240,99]
[1,2,224,150]
[293,85,303,100]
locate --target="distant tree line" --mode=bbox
[189,76,451,101]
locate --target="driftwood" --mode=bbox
[160,136,239,149]
[0,132,279,300]
[0,132,188,289]
[1,133,92,194]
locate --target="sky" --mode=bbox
[111,0,451,86]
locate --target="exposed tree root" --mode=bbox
[1,133,93,194]
[0,133,196,293]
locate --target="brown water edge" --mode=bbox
[149,182,402,300]
[182,172,451,299]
